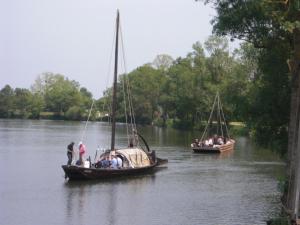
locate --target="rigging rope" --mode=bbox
[219,98,231,139]
[102,23,116,123]
[119,21,130,141]
[80,99,95,142]
[119,21,139,146]
[200,93,218,142]
[217,93,224,138]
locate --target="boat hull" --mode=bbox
[62,162,160,180]
[192,139,235,154]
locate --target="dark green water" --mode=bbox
[0,119,284,225]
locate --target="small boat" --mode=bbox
[191,93,235,154]
[62,10,167,180]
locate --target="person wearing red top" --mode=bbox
[78,142,86,165]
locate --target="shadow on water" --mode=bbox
[63,173,157,186]
[63,174,159,225]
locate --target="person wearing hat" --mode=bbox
[67,142,75,165]
[78,141,86,166]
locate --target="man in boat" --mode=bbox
[131,129,139,147]
[110,155,118,169]
[191,139,200,147]
[110,155,123,169]
[213,134,219,145]
[67,142,74,165]
[95,156,110,168]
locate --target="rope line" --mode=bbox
[200,93,218,142]
[119,21,139,146]
[80,99,95,142]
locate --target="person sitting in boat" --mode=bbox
[67,142,74,165]
[78,142,86,166]
[95,157,110,168]
[191,139,199,147]
[217,137,224,145]
[101,157,111,168]
[116,156,123,168]
[110,156,118,169]
[205,138,213,146]
[110,155,123,169]
[213,134,219,145]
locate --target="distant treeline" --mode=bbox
[0,35,290,154]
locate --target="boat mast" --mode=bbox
[111,10,120,151]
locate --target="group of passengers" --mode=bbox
[191,134,227,148]
[94,155,123,169]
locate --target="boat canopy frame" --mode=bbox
[200,92,231,143]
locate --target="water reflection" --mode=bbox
[63,175,156,225]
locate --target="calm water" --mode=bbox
[0,119,284,225]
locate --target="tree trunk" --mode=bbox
[286,85,300,211]
[286,26,300,217]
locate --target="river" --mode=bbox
[0,119,284,225]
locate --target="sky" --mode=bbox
[0,0,225,99]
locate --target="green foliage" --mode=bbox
[99,35,250,130]
[0,73,94,120]
[246,44,291,155]
[65,106,84,120]
[201,0,293,155]
[29,93,44,119]
[266,217,290,225]
[0,85,14,117]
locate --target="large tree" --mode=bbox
[201,0,300,217]
[32,73,93,119]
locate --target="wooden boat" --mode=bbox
[62,148,167,180]
[191,93,235,154]
[62,11,167,180]
[192,139,235,153]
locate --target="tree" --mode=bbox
[14,88,32,118]
[200,0,300,217]
[31,73,94,120]
[29,93,44,119]
[152,54,174,71]
[32,73,82,114]
[126,65,166,124]
[0,85,14,117]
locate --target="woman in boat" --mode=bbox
[217,137,224,145]
[204,138,213,146]
[78,142,86,165]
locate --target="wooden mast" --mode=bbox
[111,10,119,151]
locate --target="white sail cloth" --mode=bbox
[116,148,150,168]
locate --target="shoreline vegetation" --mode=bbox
[0,115,248,136]
[1,35,289,158]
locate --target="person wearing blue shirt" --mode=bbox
[116,157,122,168]
[111,156,118,169]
